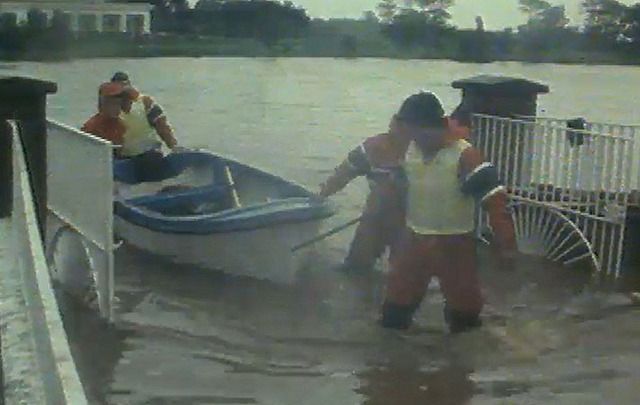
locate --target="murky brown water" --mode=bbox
[5,58,640,404]
[57,244,640,405]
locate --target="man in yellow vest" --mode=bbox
[110,72,182,182]
[381,92,517,334]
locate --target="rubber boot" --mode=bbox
[444,306,482,334]
[380,302,419,330]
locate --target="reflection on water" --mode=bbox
[356,359,475,405]
[57,294,129,404]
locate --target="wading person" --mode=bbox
[318,109,411,274]
[381,92,517,334]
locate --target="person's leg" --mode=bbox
[132,149,167,182]
[344,205,405,274]
[381,230,432,330]
[437,234,483,334]
[343,216,388,273]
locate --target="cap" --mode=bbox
[111,71,130,84]
[99,81,127,97]
[396,92,445,127]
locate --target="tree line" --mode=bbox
[3,0,640,63]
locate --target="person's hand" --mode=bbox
[318,182,331,198]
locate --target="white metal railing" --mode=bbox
[518,115,640,192]
[473,114,635,280]
[1,120,88,404]
[46,120,115,320]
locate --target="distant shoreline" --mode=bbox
[3,35,640,67]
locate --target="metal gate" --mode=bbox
[472,114,634,281]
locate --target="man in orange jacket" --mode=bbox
[82,79,182,183]
[82,81,128,147]
[381,92,517,334]
[318,112,412,274]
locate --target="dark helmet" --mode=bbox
[110,71,130,84]
[395,92,446,128]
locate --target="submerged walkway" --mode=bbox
[0,209,88,404]
[0,213,88,404]
[0,215,48,404]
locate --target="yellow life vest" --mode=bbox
[404,139,476,235]
[120,97,161,157]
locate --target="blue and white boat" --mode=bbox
[112,150,335,283]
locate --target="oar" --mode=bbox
[291,215,363,252]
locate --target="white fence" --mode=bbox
[0,121,88,404]
[522,115,640,192]
[46,120,115,320]
[473,114,635,280]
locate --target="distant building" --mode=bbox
[0,1,152,34]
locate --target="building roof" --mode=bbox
[0,1,152,12]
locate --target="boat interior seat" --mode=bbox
[123,184,234,215]
[113,152,213,185]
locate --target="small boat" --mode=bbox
[112,150,335,283]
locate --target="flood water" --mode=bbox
[4,58,640,404]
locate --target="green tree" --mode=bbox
[26,8,47,32]
[516,0,575,59]
[581,0,627,45]
[340,34,358,57]
[519,0,552,17]
[619,4,640,52]
[362,10,379,23]
[404,0,454,26]
[377,0,398,24]
[518,0,569,29]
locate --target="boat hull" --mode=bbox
[114,215,324,284]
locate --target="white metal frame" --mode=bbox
[473,114,634,280]
[45,120,115,320]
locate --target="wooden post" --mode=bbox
[0,76,57,239]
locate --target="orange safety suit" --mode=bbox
[320,132,410,272]
[381,131,516,333]
[81,113,126,147]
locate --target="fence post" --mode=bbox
[0,76,57,238]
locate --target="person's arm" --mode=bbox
[319,144,372,197]
[459,147,517,256]
[142,96,178,149]
[81,115,124,157]
[80,117,96,135]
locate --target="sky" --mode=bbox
[234,0,640,30]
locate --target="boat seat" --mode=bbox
[124,184,233,214]
[113,152,208,185]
